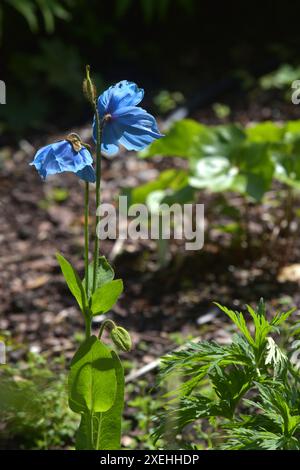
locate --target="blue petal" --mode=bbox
[30,140,95,180]
[97,80,144,117]
[119,131,159,151]
[30,145,51,171]
[101,120,122,156]
[101,141,119,156]
[76,165,96,182]
[30,144,60,178]
[113,106,163,151]
[93,116,120,155]
[53,141,91,173]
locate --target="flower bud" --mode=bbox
[110,326,132,352]
[83,65,97,104]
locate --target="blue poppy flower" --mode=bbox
[93,80,163,155]
[30,140,96,183]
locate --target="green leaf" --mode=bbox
[265,337,288,377]
[139,119,212,158]
[283,120,300,139]
[272,139,300,189]
[123,169,188,206]
[75,413,92,450]
[189,156,238,191]
[200,124,246,160]
[236,142,274,201]
[94,351,124,450]
[246,304,272,349]
[83,256,115,299]
[91,279,123,316]
[246,121,284,143]
[187,124,247,193]
[215,303,255,347]
[56,252,87,311]
[75,352,124,450]
[271,308,295,327]
[68,336,117,413]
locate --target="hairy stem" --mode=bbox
[84,181,92,339]
[84,181,90,295]
[92,107,102,295]
[98,319,117,340]
[85,316,91,340]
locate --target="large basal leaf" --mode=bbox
[91,279,123,316]
[75,352,124,450]
[68,336,117,413]
[56,252,87,312]
[95,351,124,450]
[75,413,92,450]
[82,256,115,299]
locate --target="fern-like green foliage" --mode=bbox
[154,300,300,450]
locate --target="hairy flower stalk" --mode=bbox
[92,106,103,296]
[84,181,90,339]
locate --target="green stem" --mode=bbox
[84,181,90,295]
[98,319,117,340]
[84,181,91,339]
[92,107,102,295]
[85,316,91,340]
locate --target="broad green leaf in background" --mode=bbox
[283,120,300,143]
[56,252,87,312]
[123,169,188,206]
[246,121,284,143]
[133,119,300,206]
[272,140,300,189]
[201,124,246,159]
[139,119,212,158]
[260,64,300,91]
[91,279,123,316]
[82,256,115,299]
[68,336,117,414]
[236,142,274,201]
[75,352,124,450]
[152,185,196,208]
[245,173,270,201]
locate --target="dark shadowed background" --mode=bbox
[1,0,300,141]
